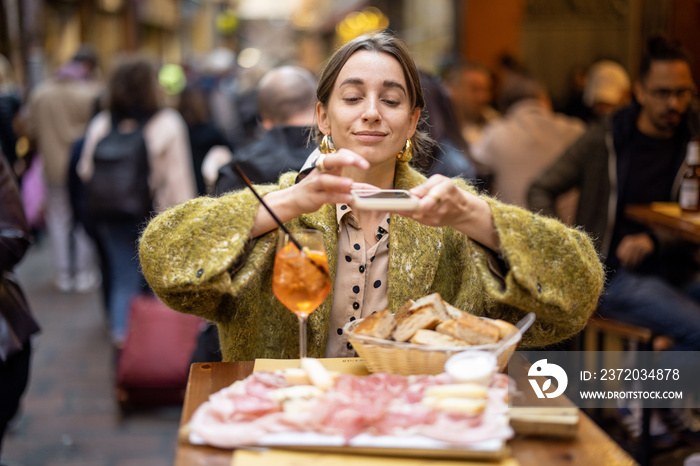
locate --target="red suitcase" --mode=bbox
[116,294,203,411]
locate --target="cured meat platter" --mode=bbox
[183,358,513,460]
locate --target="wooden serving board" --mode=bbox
[506,353,580,438]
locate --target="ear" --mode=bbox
[316,102,330,135]
[406,108,421,138]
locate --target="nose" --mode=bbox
[361,96,381,122]
[668,94,685,109]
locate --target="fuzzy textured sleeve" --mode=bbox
[138,181,281,322]
[452,183,605,347]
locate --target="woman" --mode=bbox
[79,55,196,346]
[139,33,604,361]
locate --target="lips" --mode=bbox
[354,131,386,143]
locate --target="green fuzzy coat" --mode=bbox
[139,162,604,361]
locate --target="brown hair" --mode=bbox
[107,55,159,121]
[314,32,433,160]
[178,85,211,126]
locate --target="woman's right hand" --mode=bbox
[250,149,369,238]
[290,149,370,214]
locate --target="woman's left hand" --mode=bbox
[397,175,467,227]
[395,175,500,252]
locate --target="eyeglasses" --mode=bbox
[645,87,696,101]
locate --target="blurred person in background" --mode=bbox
[25,46,103,293]
[411,70,477,182]
[0,152,40,463]
[177,84,230,196]
[197,48,244,148]
[0,55,21,176]
[77,55,196,347]
[581,59,631,124]
[472,71,585,223]
[443,61,500,147]
[214,65,317,195]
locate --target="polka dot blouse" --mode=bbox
[324,204,390,357]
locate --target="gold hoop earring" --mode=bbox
[320,134,336,154]
[396,139,413,163]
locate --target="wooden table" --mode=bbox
[625,202,700,244]
[175,362,637,466]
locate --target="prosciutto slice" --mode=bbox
[188,370,512,449]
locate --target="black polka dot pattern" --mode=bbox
[346,342,353,350]
[341,205,348,210]
[353,302,359,309]
[353,285,360,293]
[359,265,365,273]
[337,328,343,335]
[345,255,352,262]
[378,227,386,234]
[354,243,361,250]
[373,280,382,289]
[370,256,375,262]
[376,234,383,241]
[350,316,356,321]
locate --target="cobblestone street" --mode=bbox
[3,238,180,466]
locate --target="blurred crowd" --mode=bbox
[1,30,699,463]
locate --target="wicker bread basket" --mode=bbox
[345,318,520,376]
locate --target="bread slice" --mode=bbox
[393,299,417,323]
[424,383,489,399]
[490,319,517,340]
[436,313,500,345]
[444,302,466,320]
[422,396,487,415]
[410,329,471,347]
[352,309,396,339]
[410,293,451,322]
[391,307,443,342]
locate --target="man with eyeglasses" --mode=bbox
[528,36,699,447]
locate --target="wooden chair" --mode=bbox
[582,316,655,352]
[577,315,657,466]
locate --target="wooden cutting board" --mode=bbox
[507,354,580,438]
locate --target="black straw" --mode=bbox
[233,164,305,252]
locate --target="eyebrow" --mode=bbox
[339,78,408,95]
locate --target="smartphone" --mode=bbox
[351,189,419,210]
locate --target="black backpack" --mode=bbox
[85,118,152,222]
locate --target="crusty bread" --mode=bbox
[444,302,466,320]
[300,357,334,391]
[490,319,516,340]
[422,396,487,415]
[410,293,451,322]
[352,309,396,339]
[410,329,471,347]
[393,299,417,322]
[424,383,489,399]
[391,307,442,342]
[436,313,500,345]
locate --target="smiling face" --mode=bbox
[317,51,420,171]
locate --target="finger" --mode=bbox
[323,149,370,172]
[350,182,379,192]
[409,175,445,197]
[315,173,355,193]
